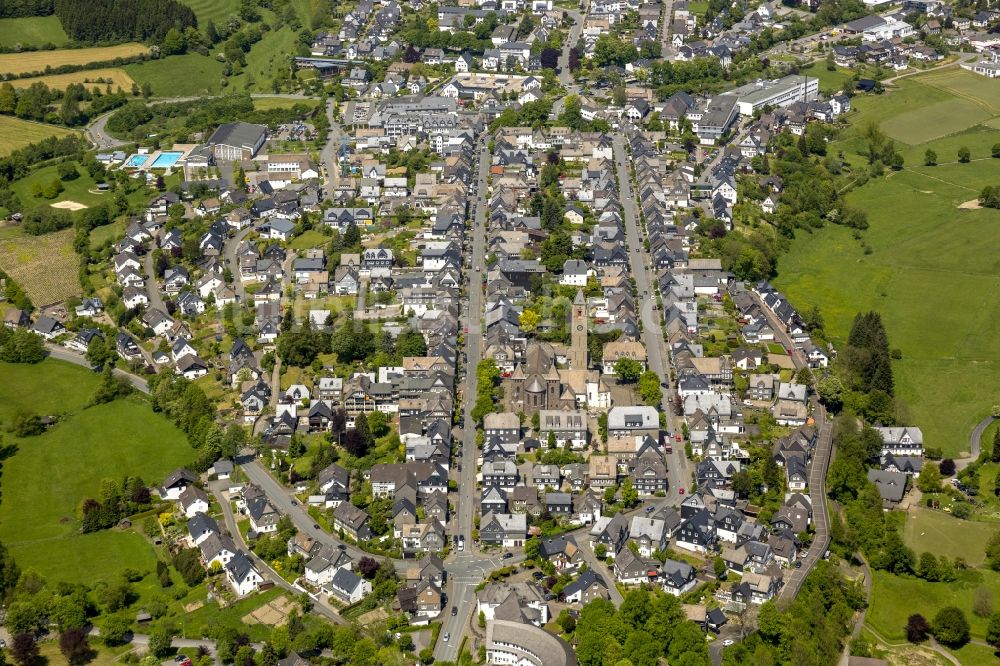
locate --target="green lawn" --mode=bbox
[179,587,285,641]
[0,360,194,584]
[11,163,111,210]
[775,107,1000,458]
[803,62,854,95]
[10,530,164,587]
[948,642,1000,666]
[902,507,996,566]
[687,0,709,16]
[11,163,154,214]
[89,219,127,249]
[0,16,69,48]
[126,53,224,97]
[288,229,327,250]
[867,569,1000,641]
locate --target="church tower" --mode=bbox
[570,289,587,370]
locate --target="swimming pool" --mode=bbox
[124,154,148,168]
[150,151,183,168]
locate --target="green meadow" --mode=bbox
[775,67,1000,458]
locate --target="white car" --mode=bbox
[722,639,735,647]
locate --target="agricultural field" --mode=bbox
[0,15,69,48]
[10,67,135,91]
[0,42,147,76]
[125,52,224,97]
[0,360,193,584]
[0,227,80,305]
[0,116,77,157]
[775,67,1000,459]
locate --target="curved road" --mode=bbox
[967,415,996,464]
[44,344,150,393]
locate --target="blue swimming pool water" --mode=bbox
[125,154,148,168]
[151,151,183,168]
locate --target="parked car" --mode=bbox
[502,552,513,559]
[722,639,735,647]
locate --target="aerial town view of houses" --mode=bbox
[0,0,999,664]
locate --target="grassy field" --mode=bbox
[231,25,297,93]
[0,227,80,305]
[11,67,135,91]
[38,638,133,665]
[89,219,127,249]
[0,43,147,76]
[254,96,322,111]
[804,62,854,94]
[0,116,77,157]
[775,67,1000,459]
[948,642,1000,666]
[0,360,193,584]
[181,0,241,25]
[902,507,996,566]
[0,15,69,48]
[125,53,224,97]
[12,162,108,209]
[288,228,327,250]
[867,569,1000,641]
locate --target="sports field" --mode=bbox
[776,66,1000,459]
[11,67,135,91]
[0,116,76,157]
[0,43,147,76]
[0,227,80,305]
[0,360,192,584]
[0,15,69,48]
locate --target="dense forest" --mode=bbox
[53,0,196,42]
[0,0,53,18]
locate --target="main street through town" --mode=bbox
[433,135,491,664]
[613,133,690,501]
